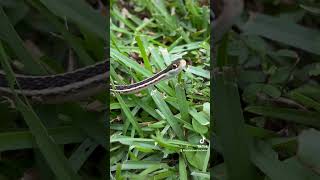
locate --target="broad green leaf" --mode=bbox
[297,129,320,175]
[250,140,308,180]
[246,106,320,128]
[37,0,106,39]
[242,13,320,55]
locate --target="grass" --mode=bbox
[0,1,106,179]
[213,1,320,179]
[110,0,210,179]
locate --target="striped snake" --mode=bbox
[0,59,186,104]
[0,0,242,104]
[110,59,186,94]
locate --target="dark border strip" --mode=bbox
[105,1,110,178]
[210,1,214,179]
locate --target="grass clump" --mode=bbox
[110,0,210,179]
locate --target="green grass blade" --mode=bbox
[28,0,95,66]
[0,7,46,74]
[245,106,320,128]
[213,72,257,179]
[179,154,188,180]
[241,13,320,55]
[0,41,80,179]
[135,35,151,71]
[115,94,144,137]
[0,126,86,151]
[37,0,106,39]
[68,138,98,172]
[150,89,184,140]
[175,83,190,123]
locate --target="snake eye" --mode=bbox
[173,64,178,68]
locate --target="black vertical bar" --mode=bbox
[105,0,110,178]
[210,1,215,179]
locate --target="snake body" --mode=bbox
[111,59,186,94]
[0,59,186,103]
[0,0,242,104]
[0,60,108,104]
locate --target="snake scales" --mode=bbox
[0,0,243,104]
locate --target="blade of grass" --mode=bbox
[28,0,95,66]
[0,126,86,151]
[213,36,257,179]
[0,7,46,74]
[135,35,152,71]
[110,69,144,137]
[186,66,210,79]
[241,13,320,55]
[0,41,80,179]
[179,154,188,180]
[68,138,98,172]
[115,93,144,137]
[59,103,106,149]
[250,140,306,180]
[289,91,320,112]
[110,161,168,171]
[175,83,190,123]
[37,0,106,39]
[150,89,184,140]
[245,106,320,128]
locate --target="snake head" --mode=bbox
[167,59,187,76]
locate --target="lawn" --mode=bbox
[110,0,210,179]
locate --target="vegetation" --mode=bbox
[3,0,318,179]
[110,0,210,179]
[0,0,106,179]
[213,0,320,179]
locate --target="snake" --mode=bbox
[0,0,242,104]
[0,59,186,104]
[111,59,186,94]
